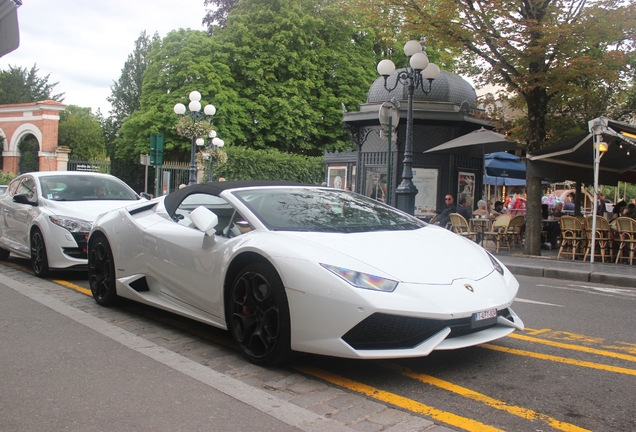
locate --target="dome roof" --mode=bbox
[367,70,477,108]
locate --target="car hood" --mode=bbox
[42,199,139,222]
[271,225,495,285]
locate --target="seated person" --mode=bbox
[494,201,507,214]
[456,196,472,220]
[543,202,565,249]
[472,200,489,217]
[436,194,456,228]
[611,200,627,221]
[624,203,636,219]
[487,200,502,218]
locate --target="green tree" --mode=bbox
[58,105,106,160]
[18,136,39,174]
[117,0,378,166]
[0,64,64,104]
[107,31,159,190]
[203,0,240,31]
[211,0,378,155]
[376,0,636,255]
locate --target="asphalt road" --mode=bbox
[1,259,635,431]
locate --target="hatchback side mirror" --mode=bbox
[13,193,37,206]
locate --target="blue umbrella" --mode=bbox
[485,152,526,179]
[483,174,527,186]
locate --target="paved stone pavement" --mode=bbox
[0,265,455,432]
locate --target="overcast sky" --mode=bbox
[0,0,208,115]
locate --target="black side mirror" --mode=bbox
[139,192,152,200]
[13,193,37,206]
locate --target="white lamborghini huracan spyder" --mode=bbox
[87,181,523,365]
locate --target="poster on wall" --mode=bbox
[458,171,475,210]
[364,166,387,202]
[412,168,438,218]
[328,166,347,189]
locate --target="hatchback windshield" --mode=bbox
[39,175,138,201]
[233,188,425,233]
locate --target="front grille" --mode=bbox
[342,309,511,350]
[62,233,89,259]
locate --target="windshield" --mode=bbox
[39,175,138,202]
[233,188,425,233]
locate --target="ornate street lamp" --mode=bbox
[207,129,225,182]
[377,40,441,215]
[174,91,217,185]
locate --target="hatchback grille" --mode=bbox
[342,309,511,350]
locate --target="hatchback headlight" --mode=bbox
[321,263,398,292]
[49,215,92,233]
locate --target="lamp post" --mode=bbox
[207,129,225,182]
[377,40,441,215]
[174,91,216,185]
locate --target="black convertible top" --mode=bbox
[163,180,312,217]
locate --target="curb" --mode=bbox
[503,263,636,287]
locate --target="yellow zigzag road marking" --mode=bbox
[483,344,636,376]
[293,364,504,432]
[382,362,589,432]
[508,333,636,362]
[53,279,92,296]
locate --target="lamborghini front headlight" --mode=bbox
[320,263,398,292]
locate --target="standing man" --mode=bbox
[436,194,457,228]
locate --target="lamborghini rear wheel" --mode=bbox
[88,236,118,306]
[228,262,294,366]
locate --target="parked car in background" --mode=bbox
[0,171,145,277]
[0,185,8,194]
[87,181,524,366]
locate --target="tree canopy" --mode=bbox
[0,64,65,104]
[383,0,636,254]
[58,105,106,160]
[117,0,379,162]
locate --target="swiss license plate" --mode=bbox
[471,309,497,329]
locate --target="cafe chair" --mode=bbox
[583,215,613,262]
[449,213,478,242]
[506,215,525,249]
[557,216,585,260]
[614,217,636,265]
[483,214,511,253]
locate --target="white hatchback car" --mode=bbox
[0,171,145,277]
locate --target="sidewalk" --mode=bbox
[492,245,636,287]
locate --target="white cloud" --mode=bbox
[0,0,208,115]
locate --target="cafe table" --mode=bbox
[470,216,492,246]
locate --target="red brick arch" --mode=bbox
[0,100,68,174]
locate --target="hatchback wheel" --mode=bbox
[88,236,118,306]
[30,228,50,278]
[228,262,294,366]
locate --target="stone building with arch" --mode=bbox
[328,70,493,218]
[0,100,69,174]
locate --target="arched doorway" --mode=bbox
[0,100,67,174]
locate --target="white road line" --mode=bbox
[536,283,636,299]
[514,298,564,307]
